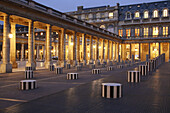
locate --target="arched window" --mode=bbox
[100,25,105,29]
[144,11,149,18]
[135,11,140,18]
[109,12,114,19]
[126,12,131,19]
[153,10,158,18]
[163,9,168,17]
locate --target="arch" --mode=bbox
[163,8,168,17]
[143,10,149,18]
[126,12,131,19]
[153,9,158,18]
[135,11,140,18]
[100,25,106,29]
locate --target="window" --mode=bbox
[153,10,158,18]
[109,12,114,19]
[100,13,105,18]
[163,9,168,17]
[163,26,168,37]
[144,11,149,18]
[126,29,131,38]
[135,11,140,18]
[100,25,105,29]
[135,28,140,37]
[78,15,81,20]
[85,14,89,20]
[119,29,123,37]
[93,14,96,19]
[153,27,159,37]
[144,28,149,37]
[126,12,131,19]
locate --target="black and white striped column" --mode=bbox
[117,65,123,69]
[20,80,37,90]
[25,70,33,79]
[107,66,114,71]
[66,64,71,69]
[49,64,54,71]
[101,83,122,99]
[139,65,148,76]
[92,69,101,74]
[76,65,82,71]
[127,71,140,83]
[55,67,63,74]
[25,66,32,71]
[146,61,153,73]
[89,64,95,69]
[67,73,78,80]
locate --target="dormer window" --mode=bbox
[109,12,114,19]
[126,12,131,19]
[163,9,168,17]
[153,10,158,18]
[144,11,149,18]
[135,11,140,18]
[100,25,105,29]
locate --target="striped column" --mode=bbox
[107,66,114,71]
[101,83,122,99]
[20,80,37,90]
[117,65,123,69]
[146,61,153,73]
[76,65,82,71]
[127,71,140,83]
[25,67,33,71]
[89,64,95,69]
[66,64,71,69]
[67,73,78,80]
[92,69,101,74]
[139,65,148,76]
[25,70,33,79]
[55,67,63,74]
[49,64,54,71]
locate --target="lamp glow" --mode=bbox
[9,33,13,38]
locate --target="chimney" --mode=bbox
[77,6,83,11]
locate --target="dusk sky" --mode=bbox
[34,0,164,12]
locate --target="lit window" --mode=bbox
[135,28,140,37]
[85,14,89,20]
[153,27,159,37]
[144,28,149,37]
[93,14,96,19]
[100,25,105,29]
[163,26,168,37]
[153,10,158,18]
[109,12,114,19]
[119,29,123,37]
[144,11,149,18]
[126,29,131,38]
[163,9,168,17]
[135,11,140,18]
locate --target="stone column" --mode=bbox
[59,28,66,67]
[10,23,17,68]
[55,43,58,57]
[44,24,52,69]
[67,35,72,63]
[73,32,77,66]
[82,34,86,65]
[159,42,161,55]
[115,42,117,61]
[89,36,93,63]
[103,39,105,62]
[26,20,36,70]
[20,43,25,61]
[130,44,132,59]
[139,43,141,59]
[76,35,80,62]
[111,42,113,61]
[107,40,110,63]
[36,44,40,60]
[96,38,99,61]
[0,14,12,73]
[43,45,45,60]
[149,43,150,59]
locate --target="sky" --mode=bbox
[34,0,164,12]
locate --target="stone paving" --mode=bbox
[1,62,169,113]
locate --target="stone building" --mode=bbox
[67,0,170,62]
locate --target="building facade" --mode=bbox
[67,0,170,62]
